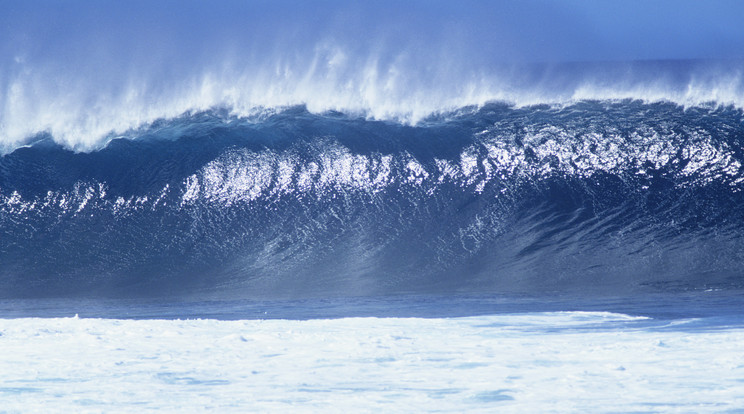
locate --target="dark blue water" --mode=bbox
[1,291,743,326]
[1,101,744,304]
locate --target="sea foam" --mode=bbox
[1,312,742,412]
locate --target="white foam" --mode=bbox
[2,52,743,154]
[0,312,742,412]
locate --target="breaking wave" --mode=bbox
[3,1,744,298]
[2,59,743,153]
[1,101,743,298]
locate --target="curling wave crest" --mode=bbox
[2,59,743,153]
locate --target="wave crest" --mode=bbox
[3,55,744,153]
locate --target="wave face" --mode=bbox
[1,101,743,298]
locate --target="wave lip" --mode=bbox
[2,58,743,153]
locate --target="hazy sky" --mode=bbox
[1,0,743,69]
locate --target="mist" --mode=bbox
[1,0,743,151]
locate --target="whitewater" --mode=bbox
[2,310,744,412]
[3,0,744,412]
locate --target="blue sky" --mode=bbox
[1,0,743,68]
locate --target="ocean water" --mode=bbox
[2,101,744,299]
[2,0,744,412]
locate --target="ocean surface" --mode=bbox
[2,0,744,411]
[2,98,744,412]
